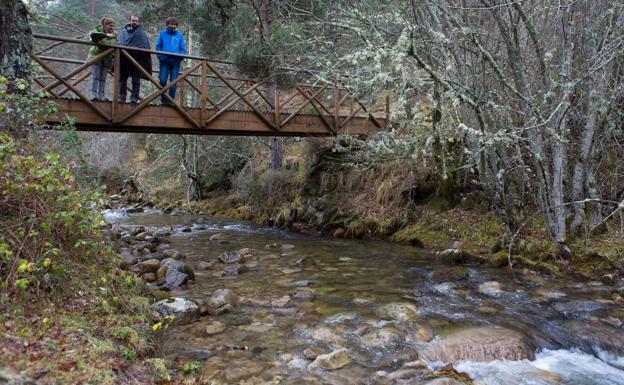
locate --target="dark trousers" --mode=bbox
[119,74,141,102]
[158,61,181,104]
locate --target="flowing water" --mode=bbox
[106,209,624,384]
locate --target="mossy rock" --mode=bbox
[488,250,510,268]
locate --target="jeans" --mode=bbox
[90,64,110,100]
[158,61,181,104]
[119,74,141,102]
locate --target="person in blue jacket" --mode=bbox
[155,17,187,105]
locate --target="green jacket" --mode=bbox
[87,25,117,67]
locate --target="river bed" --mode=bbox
[105,209,624,385]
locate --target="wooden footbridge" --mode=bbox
[31,34,388,136]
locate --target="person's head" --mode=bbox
[165,17,178,32]
[129,14,140,29]
[101,17,115,33]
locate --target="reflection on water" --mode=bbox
[108,210,624,384]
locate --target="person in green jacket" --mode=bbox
[87,18,117,101]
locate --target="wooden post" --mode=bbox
[334,86,340,131]
[179,76,186,107]
[112,48,121,123]
[274,86,280,130]
[200,61,207,127]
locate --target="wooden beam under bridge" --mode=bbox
[45,99,385,137]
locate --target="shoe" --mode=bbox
[90,97,98,101]
[101,97,110,102]
[130,99,138,104]
[117,98,126,103]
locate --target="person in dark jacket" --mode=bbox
[87,18,116,101]
[155,17,187,105]
[117,14,152,103]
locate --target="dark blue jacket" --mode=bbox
[155,28,187,63]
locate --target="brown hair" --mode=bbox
[100,17,115,27]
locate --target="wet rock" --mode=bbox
[138,258,160,274]
[558,321,624,355]
[207,289,238,315]
[160,258,195,281]
[142,273,156,283]
[428,267,468,283]
[224,360,265,383]
[361,327,403,349]
[205,321,226,335]
[308,349,351,371]
[376,302,419,321]
[162,249,185,260]
[127,205,144,214]
[422,378,465,385]
[271,295,293,308]
[264,242,279,249]
[282,243,295,250]
[303,347,324,360]
[432,282,456,295]
[154,229,172,237]
[244,322,273,333]
[223,264,248,276]
[138,252,165,262]
[294,256,317,268]
[376,369,422,381]
[152,297,199,324]
[209,233,228,243]
[420,326,536,363]
[478,281,502,296]
[181,226,192,233]
[197,261,215,270]
[437,248,475,264]
[218,251,245,264]
[119,253,137,269]
[134,231,153,240]
[0,368,38,385]
[325,312,361,324]
[282,279,318,288]
[164,270,189,288]
[553,300,605,319]
[292,289,316,301]
[311,326,346,345]
[132,241,157,252]
[354,325,370,336]
[193,224,207,231]
[333,228,345,238]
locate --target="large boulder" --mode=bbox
[206,289,238,315]
[420,327,536,363]
[376,302,419,321]
[308,349,351,371]
[152,297,200,324]
[160,258,195,280]
[138,259,161,274]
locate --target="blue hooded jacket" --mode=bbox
[155,28,187,62]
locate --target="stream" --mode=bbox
[106,209,624,385]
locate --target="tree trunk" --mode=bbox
[549,2,575,243]
[257,0,282,170]
[0,0,32,82]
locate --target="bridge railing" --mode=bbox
[30,33,388,134]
